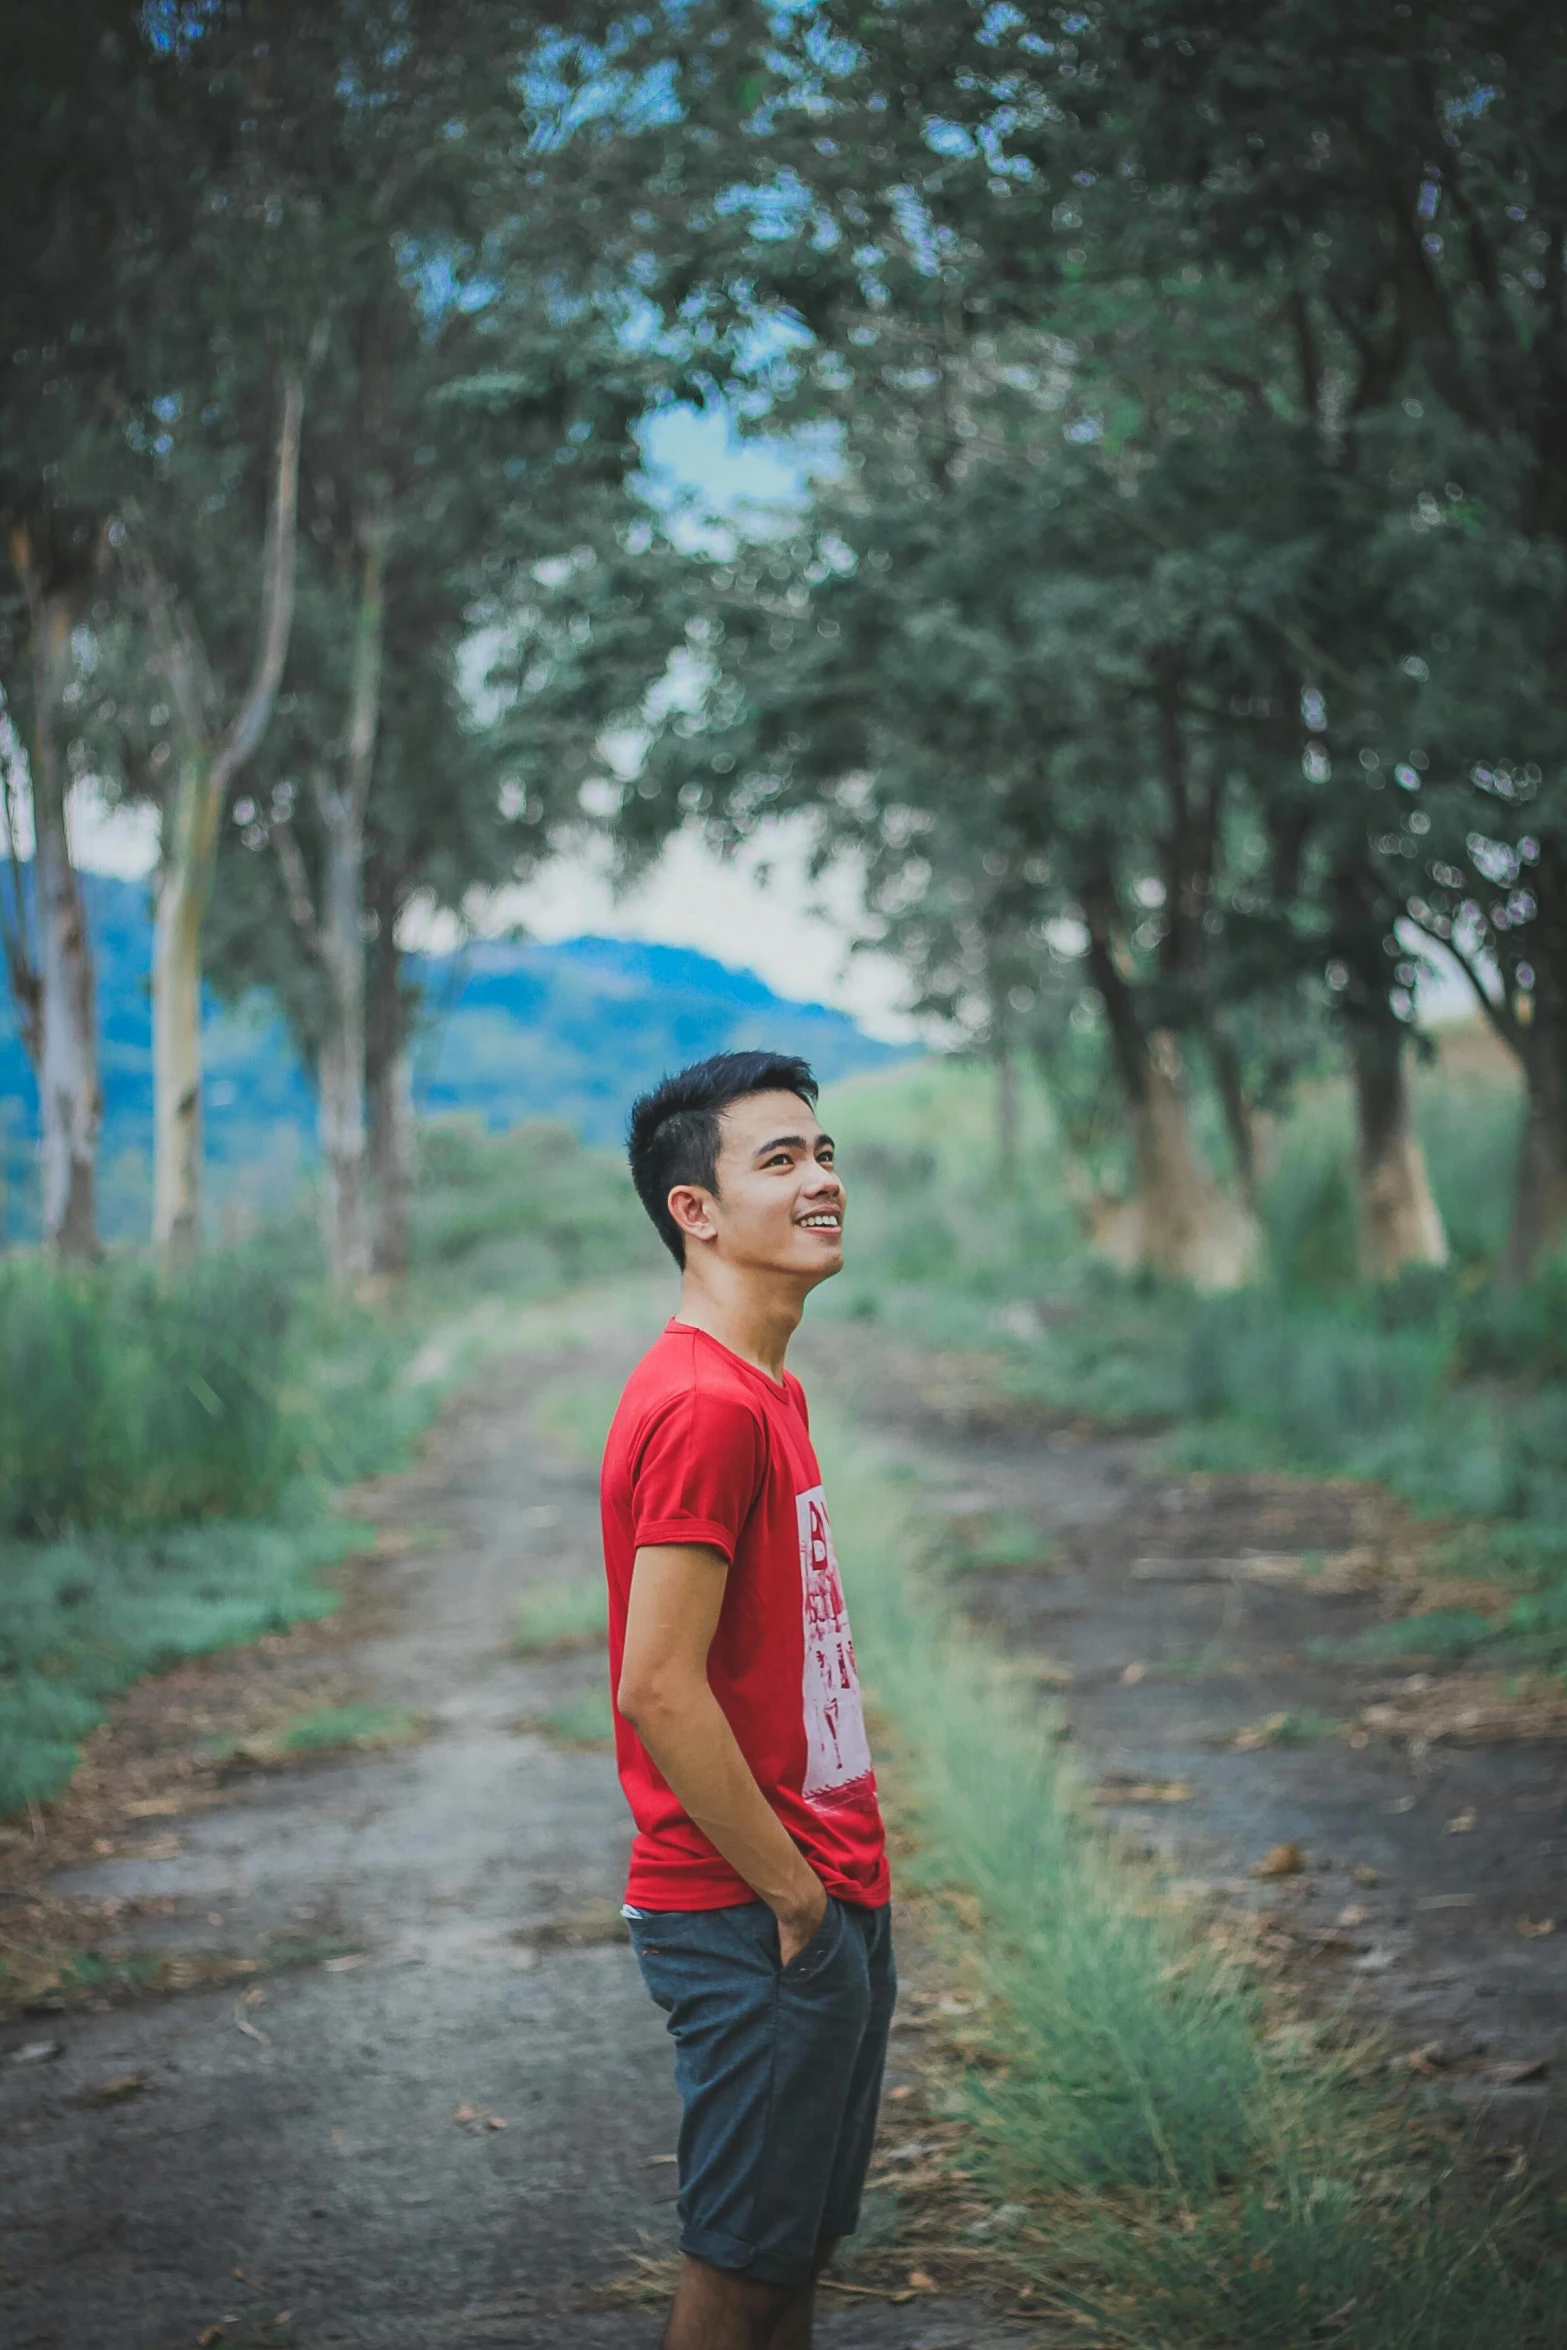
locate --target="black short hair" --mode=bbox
[627,1050,820,1267]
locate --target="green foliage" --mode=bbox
[0,1252,298,1535]
[824,1058,1079,1328]
[944,1510,1054,1576]
[827,1050,1567,1663]
[0,1117,649,1819]
[0,1509,353,1815]
[826,1436,1562,2348]
[409,1117,657,1300]
[514,1580,609,1655]
[528,1372,627,1469]
[275,1704,419,1755]
[602,0,1567,1285]
[1457,1255,1567,1384]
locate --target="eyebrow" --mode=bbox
[752,1131,835,1160]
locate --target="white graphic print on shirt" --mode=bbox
[796,1484,873,1802]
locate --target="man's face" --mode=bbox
[676,1089,845,1284]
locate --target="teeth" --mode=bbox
[800,1215,840,1228]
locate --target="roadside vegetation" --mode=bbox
[825,1432,1563,2349]
[0,1116,652,1818]
[824,1036,1567,1673]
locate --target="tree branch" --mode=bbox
[1287,285,1322,427]
[0,687,40,1068]
[1084,886,1149,1108]
[270,817,325,960]
[343,510,389,825]
[214,364,305,790]
[1089,490,1368,698]
[126,539,215,754]
[1403,902,1523,1061]
[1441,170,1515,352]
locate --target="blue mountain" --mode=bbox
[0,873,904,1237]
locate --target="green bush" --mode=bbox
[821,1048,1567,1664]
[514,1579,608,1653]
[0,1238,441,1815]
[1181,1293,1451,1460]
[1457,1255,1567,1383]
[410,1115,655,1293]
[0,1252,298,1535]
[0,1508,353,1813]
[0,1115,655,1820]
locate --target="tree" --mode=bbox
[5,520,104,1258]
[135,370,305,1260]
[1060,0,1567,1272]
[105,0,761,1267]
[644,0,1567,1279]
[0,2,152,1256]
[627,284,1317,1283]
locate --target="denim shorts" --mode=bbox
[626,1896,896,2287]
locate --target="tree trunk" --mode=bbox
[314,518,387,1287]
[1350,1026,1448,1282]
[366,862,413,1281]
[994,1043,1018,1185]
[1085,905,1259,1289]
[1503,850,1567,1278]
[152,750,223,1259]
[316,793,370,1285]
[1506,1067,1567,1281]
[1205,1022,1262,1218]
[147,368,303,1262]
[1129,1034,1260,1288]
[12,537,101,1259]
[369,1026,414,1280]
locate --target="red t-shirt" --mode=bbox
[600,1320,890,1912]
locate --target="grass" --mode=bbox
[823,1433,1564,2347]
[201,1701,422,1763]
[0,1249,300,1534]
[944,1510,1055,1575]
[0,1923,368,2015]
[530,1374,625,1467]
[0,1116,653,1824]
[277,1702,419,1753]
[0,1509,358,1813]
[408,1114,658,1303]
[821,1036,1567,1670]
[537,1685,615,1748]
[0,1264,447,1819]
[514,1579,608,1654]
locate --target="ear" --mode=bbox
[666,1184,718,1247]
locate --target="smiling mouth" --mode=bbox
[797,1213,842,1231]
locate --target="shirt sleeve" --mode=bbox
[629,1386,768,1564]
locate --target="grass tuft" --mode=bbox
[537,1686,615,1749]
[824,1434,1562,2347]
[514,1580,608,1654]
[0,1511,356,1815]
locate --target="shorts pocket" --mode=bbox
[627,1908,724,1961]
[779,1896,843,1984]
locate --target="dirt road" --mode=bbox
[4,1295,1562,2348]
[805,1323,1566,2181]
[0,1299,1032,2350]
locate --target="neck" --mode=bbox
[674,1258,808,1384]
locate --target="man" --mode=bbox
[602,1050,893,2350]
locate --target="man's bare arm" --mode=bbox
[617,1542,828,1963]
